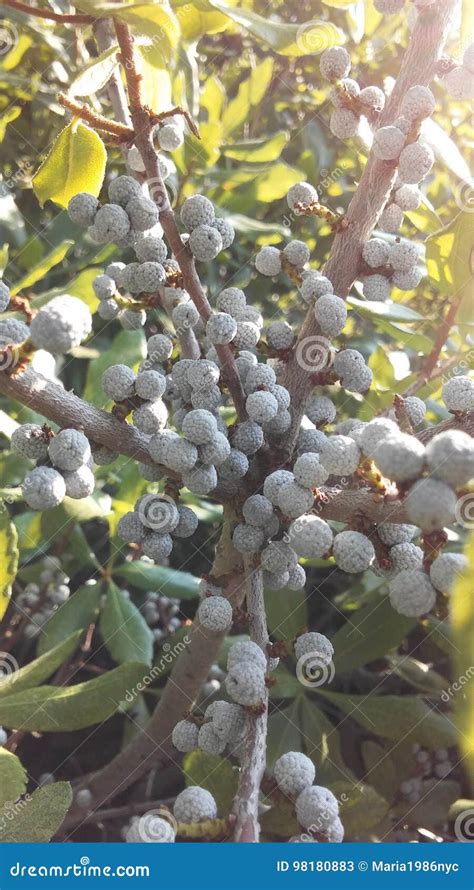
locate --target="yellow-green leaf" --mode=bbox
[0,633,82,699]
[120,3,180,62]
[426,211,474,329]
[177,4,230,41]
[10,240,73,297]
[451,534,474,790]
[0,502,18,622]
[0,782,72,843]
[70,45,119,96]
[32,121,107,208]
[0,749,27,810]
[222,131,288,163]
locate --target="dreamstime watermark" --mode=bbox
[0,796,31,836]
[0,159,33,199]
[0,652,19,687]
[441,351,474,384]
[136,807,178,842]
[120,635,190,706]
[145,175,177,212]
[454,807,474,842]
[0,343,20,373]
[295,791,349,842]
[296,21,336,55]
[454,179,474,213]
[137,493,177,531]
[296,653,335,689]
[295,335,331,373]
[441,665,474,703]
[0,21,18,56]
[454,493,474,529]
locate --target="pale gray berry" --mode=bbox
[30,296,92,353]
[330,78,360,107]
[379,203,403,233]
[147,333,174,362]
[133,400,168,434]
[182,462,217,494]
[63,465,94,499]
[126,195,159,231]
[198,723,226,755]
[108,175,142,207]
[263,569,290,590]
[135,370,166,401]
[296,427,327,454]
[305,395,336,426]
[300,273,333,303]
[373,432,425,482]
[49,428,91,471]
[226,661,266,706]
[118,512,146,544]
[295,632,334,666]
[333,530,375,573]
[266,320,294,351]
[163,436,198,473]
[102,364,136,401]
[22,466,66,510]
[93,203,131,242]
[330,108,359,139]
[98,299,120,321]
[362,238,390,268]
[91,444,118,465]
[373,126,406,160]
[392,266,423,290]
[197,595,233,633]
[172,301,199,330]
[394,185,421,211]
[389,570,436,617]
[320,46,351,81]
[93,274,115,300]
[206,312,237,344]
[378,522,419,546]
[401,85,435,121]
[182,409,218,444]
[295,786,339,829]
[198,431,230,466]
[289,514,333,558]
[232,522,265,554]
[233,321,260,350]
[269,384,291,411]
[425,429,474,487]
[157,122,183,151]
[358,417,399,457]
[232,420,264,455]
[117,263,141,293]
[389,240,418,272]
[246,390,278,423]
[135,261,166,293]
[255,246,282,276]
[320,435,361,476]
[287,181,318,210]
[277,480,314,518]
[192,385,222,411]
[398,141,434,184]
[0,280,10,312]
[430,552,467,593]
[244,363,276,393]
[263,469,294,504]
[141,532,173,561]
[205,700,245,741]
[442,376,474,412]
[172,505,199,538]
[405,478,456,530]
[212,217,234,249]
[274,752,316,796]
[283,240,310,267]
[359,85,385,111]
[68,192,99,226]
[218,449,249,480]
[362,274,391,301]
[135,234,167,264]
[11,423,49,460]
[172,719,199,753]
[390,542,423,572]
[189,225,222,261]
[293,453,329,489]
[105,262,126,283]
[314,294,347,337]
[216,287,246,316]
[173,787,217,823]
[120,308,146,331]
[242,494,274,527]
[227,640,267,672]
[181,195,215,231]
[287,564,306,590]
[261,541,297,574]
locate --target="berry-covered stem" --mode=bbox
[57,93,135,141]
[284,0,458,448]
[113,19,247,419]
[232,559,268,843]
[1,0,94,24]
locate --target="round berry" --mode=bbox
[225,661,266,706]
[30,295,92,353]
[295,786,339,829]
[333,530,375,573]
[49,428,91,471]
[274,752,316,797]
[442,376,474,412]
[255,246,282,277]
[429,552,467,593]
[289,514,333,558]
[22,466,66,510]
[197,596,233,633]
[180,195,215,230]
[320,46,351,81]
[404,478,456,531]
[172,720,199,753]
[189,225,222,261]
[389,570,436,617]
[173,787,217,823]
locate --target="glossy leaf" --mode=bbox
[0,632,82,698]
[0,502,18,622]
[332,593,414,673]
[10,240,73,297]
[115,562,199,599]
[99,582,154,667]
[37,583,102,656]
[33,121,107,208]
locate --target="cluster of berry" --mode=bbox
[12,424,94,510]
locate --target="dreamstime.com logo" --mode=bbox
[296,21,336,55]
[145,176,177,212]
[454,493,474,529]
[0,652,19,687]
[0,344,20,373]
[295,335,331,373]
[0,796,31,835]
[454,807,474,842]
[454,180,474,213]
[296,652,335,688]
[137,493,177,531]
[119,635,190,706]
[136,807,178,842]
[0,20,18,56]
[441,666,474,703]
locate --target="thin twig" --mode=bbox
[1,0,94,24]
[403,299,460,397]
[58,92,134,140]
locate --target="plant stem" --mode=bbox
[1,0,94,24]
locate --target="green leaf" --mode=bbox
[33,121,107,208]
[361,740,399,802]
[0,502,18,622]
[99,582,153,667]
[426,212,473,331]
[208,1,343,56]
[120,3,180,62]
[70,45,119,96]
[0,749,27,809]
[249,57,274,104]
[178,4,230,41]
[0,632,82,699]
[10,240,73,297]
[332,593,415,673]
[264,586,306,641]
[0,782,72,842]
[115,562,199,599]
[0,662,147,731]
[83,329,146,407]
[183,750,238,816]
[332,780,389,835]
[451,533,474,789]
[222,132,288,163]
[317,691,458,749]
[37,583,102,656]
[348,296,423,322]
